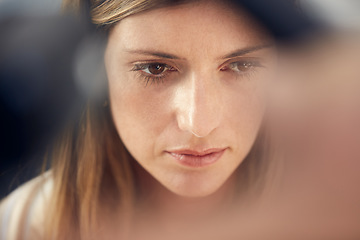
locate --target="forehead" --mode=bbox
[108,1,268,57]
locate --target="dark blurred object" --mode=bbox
[0,14,90,198]
[235,0,322,42]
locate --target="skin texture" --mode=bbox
[105,0,276,201]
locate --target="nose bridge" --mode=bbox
[176,71,222,137]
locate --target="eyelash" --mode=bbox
[131,60,264,87]
[220,60,264,73]
[131,63,175,87]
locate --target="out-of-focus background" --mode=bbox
[0,0,107,198]
[0,0,61,14]
[0,0,61,198]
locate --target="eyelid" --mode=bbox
[131,63,172,72]
[218,57,264,70]
[128,59,181,72]
[130,62,180,87]
[131,63,178,82]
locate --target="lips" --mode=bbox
[166,148,227,168]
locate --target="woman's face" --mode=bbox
[105,1,276,197]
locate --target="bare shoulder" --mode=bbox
[0,171,53,240]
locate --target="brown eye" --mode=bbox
[132,63,176,77]
[235,62,253,72]
[147,64,167,75]
[221,60,263,73]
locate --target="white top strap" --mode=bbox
[0,172,53,240]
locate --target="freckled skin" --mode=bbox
[105,1,276,197]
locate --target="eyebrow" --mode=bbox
[220,43,274,59]
[124,49,183,60]
[124,43,274,60]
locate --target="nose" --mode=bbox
[174,72,222,138]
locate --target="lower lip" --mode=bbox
[167,149,226,168]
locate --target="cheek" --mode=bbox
[232,103,264,158]
[225,77,267,142]
[108,78,172,162]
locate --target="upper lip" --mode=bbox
[166,148,227,156]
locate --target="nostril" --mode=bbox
[176,111,216,138]
[190,129,207,138]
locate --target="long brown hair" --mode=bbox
[42,0,280,239]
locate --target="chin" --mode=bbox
[171,187,222,198]
[161,171,232,198]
